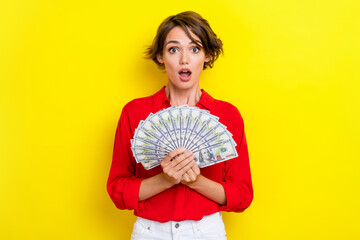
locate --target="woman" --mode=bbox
[107,11,253,239]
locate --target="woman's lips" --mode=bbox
[178,68,192,81]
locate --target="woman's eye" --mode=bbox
[169,47,178,53]
[191,47,200,53]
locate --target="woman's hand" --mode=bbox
[160,148,196,185]
[181,161,201,186]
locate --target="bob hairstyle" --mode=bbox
[145,11,223,70]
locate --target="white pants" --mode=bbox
[130,212,227,240]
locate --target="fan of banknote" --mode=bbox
[130,106,238,170]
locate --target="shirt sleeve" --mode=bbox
[107,104,144,211]
[219,110,253,212]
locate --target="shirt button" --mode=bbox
[175,223,179,228]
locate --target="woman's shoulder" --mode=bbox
[123,95,153,110]
[119,93,157,123]
[214,98,240,111]
[123,89,159,111]
[212,98,243,120]
[210,98,246,139]
[202,90,242,117]
[122,88,164,113]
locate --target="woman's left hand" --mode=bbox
[181,162,201,185]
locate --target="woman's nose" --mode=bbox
[180,51,189,65]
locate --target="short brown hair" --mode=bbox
[145,11,223,70]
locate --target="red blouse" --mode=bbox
[107,87,253,222]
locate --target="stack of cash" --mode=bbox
[131,106,238,170]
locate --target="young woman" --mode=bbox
[107,11,253,240]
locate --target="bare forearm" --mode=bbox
[138,173,174,201]
[185,174,227,205]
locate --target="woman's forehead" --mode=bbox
[164,26,201,45]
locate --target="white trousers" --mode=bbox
[130,212,227,240]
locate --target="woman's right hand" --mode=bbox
[160,148,196,185]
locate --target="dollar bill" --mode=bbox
[140,159,161,170]
[193,139,238,168]
[131,106,238,168]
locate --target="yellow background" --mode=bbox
[1,0,359,239]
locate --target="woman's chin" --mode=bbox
[168,79,199,91]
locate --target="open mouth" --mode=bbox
[178,69,192,81]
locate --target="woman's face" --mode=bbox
[157,26,210,91]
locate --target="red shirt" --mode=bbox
[107,87,253,222]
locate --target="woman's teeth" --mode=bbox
[179,70,191,77]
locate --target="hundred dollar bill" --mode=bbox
[182,109,201,148]
[168,107,181,148]
[134,128,172,152]
[131,138,172,153]
[147,114,177,150]
[188,123,236,152]
[184,110,218,149]
[187,121,223,149]
[158,108,178,148]
[140,159,161,170]
[184,114,219,149]
[131,146,168,157]
[131,105,238,169]
[192,139,238,168]
[133,153,161,163]
[179,107,190,147]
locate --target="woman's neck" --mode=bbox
[165,83,202,107]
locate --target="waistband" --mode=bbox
[135,212,223,233]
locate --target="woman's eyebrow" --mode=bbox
[165,40,202,46]
[165,40,180,46]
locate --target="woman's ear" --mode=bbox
[157,54,164,64]
[204,54,211,63]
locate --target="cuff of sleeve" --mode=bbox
[219,181,240,212]
[123,178,144,211]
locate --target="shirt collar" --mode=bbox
[152,86,215,111]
